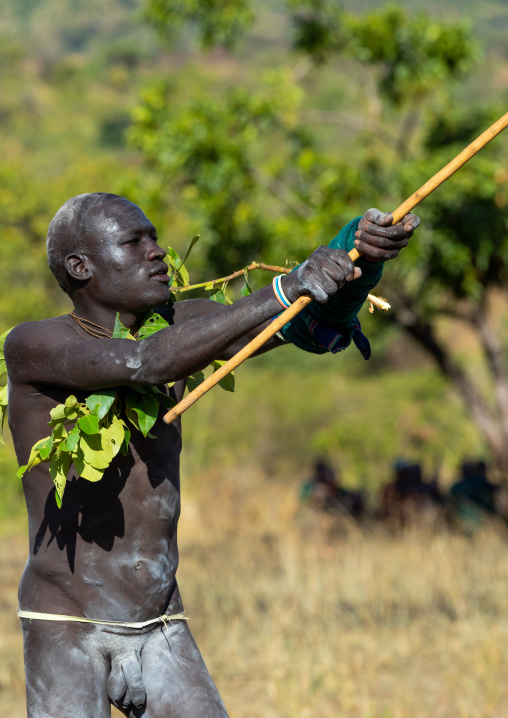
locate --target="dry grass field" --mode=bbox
[2,467,508,718]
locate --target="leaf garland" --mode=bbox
[15,313,176,507]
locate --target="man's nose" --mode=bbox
[146,239,166,261]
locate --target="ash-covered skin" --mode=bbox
[5,193,418,717]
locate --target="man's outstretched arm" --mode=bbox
[5,209,417,391]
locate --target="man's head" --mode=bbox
[47,193,170,313]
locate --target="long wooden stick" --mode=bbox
[164,110,508,425]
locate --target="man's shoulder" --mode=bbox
[6,315,76,345]
[5,316,78,377]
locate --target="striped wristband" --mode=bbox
[272,274,292,309]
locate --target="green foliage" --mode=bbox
[143,0,254,49]
[289,2,477,105]
[17,393,127,507]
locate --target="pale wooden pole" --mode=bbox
[164,111,508,425]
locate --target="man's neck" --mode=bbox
[70,303,140,334]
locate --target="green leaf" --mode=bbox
[38,435,53,461]
[212,360,235,392]
[176,263,190,286]
[209,288,227,304]
[120,422,131,456]
[113,313,136,340]
[85,390,117,420]
[136,312,170,340]
[204,282,215,290]
[18,435,51,477]
[63,426,80,453]
[124,388,159,437]
[166,246,181,268]
[104,415,127,457]
[49,452,72,507]
[72,450,106,483]
[187,371,205,392]
[240,268,253,296]
[148,385,175,409]
[49,404,68,422]
[64,395,77,408]
[77,437,108,469]
[76,416,125,471]
[52,422,68,441]
[77,412,100,435]
[180,234,200,267]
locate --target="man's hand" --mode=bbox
[354,208,419,263]
[281,246,361,304]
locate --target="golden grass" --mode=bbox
[3,468,508,718]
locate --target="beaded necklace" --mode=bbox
[70,311,139,339]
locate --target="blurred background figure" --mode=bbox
[300,459,365,521]
[379,459,445,529]
[448,459,501,530]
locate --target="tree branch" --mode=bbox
[389,294,507,465]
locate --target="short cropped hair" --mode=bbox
[46,192,124,295]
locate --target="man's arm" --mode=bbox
[172,299,284,359]
[5,244,355,391]
[5,209,417,391]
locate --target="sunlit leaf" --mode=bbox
[72,449,106,482]
[78,412,100,435]
[50,404,68,423]
[78,422,121,469]
[113,313,136,339]
[86,390,117,420]
[136,312,170,340]
[209,288,227,304]
[38,435,53,461]
[63,426,80,453]
[176,263,190,286]
[166,246,181,269]
[49,452,72,507]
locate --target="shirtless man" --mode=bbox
[5,193,418,717]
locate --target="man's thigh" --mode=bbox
[135,621,228,718]
[22,619,111,718]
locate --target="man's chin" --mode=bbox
[137,286,172,313]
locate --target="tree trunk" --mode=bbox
[389,298,508,474]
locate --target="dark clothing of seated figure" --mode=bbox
[379,460,445,529]
[449,460,500,529]
[300,461,365,520]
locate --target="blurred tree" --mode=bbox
[132,0,508,470]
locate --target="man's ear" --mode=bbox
[65,254,93,281]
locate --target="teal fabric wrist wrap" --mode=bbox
[279,217,383,357]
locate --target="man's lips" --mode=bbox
[149,264,170,283]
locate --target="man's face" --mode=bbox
[85,199,171,314]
